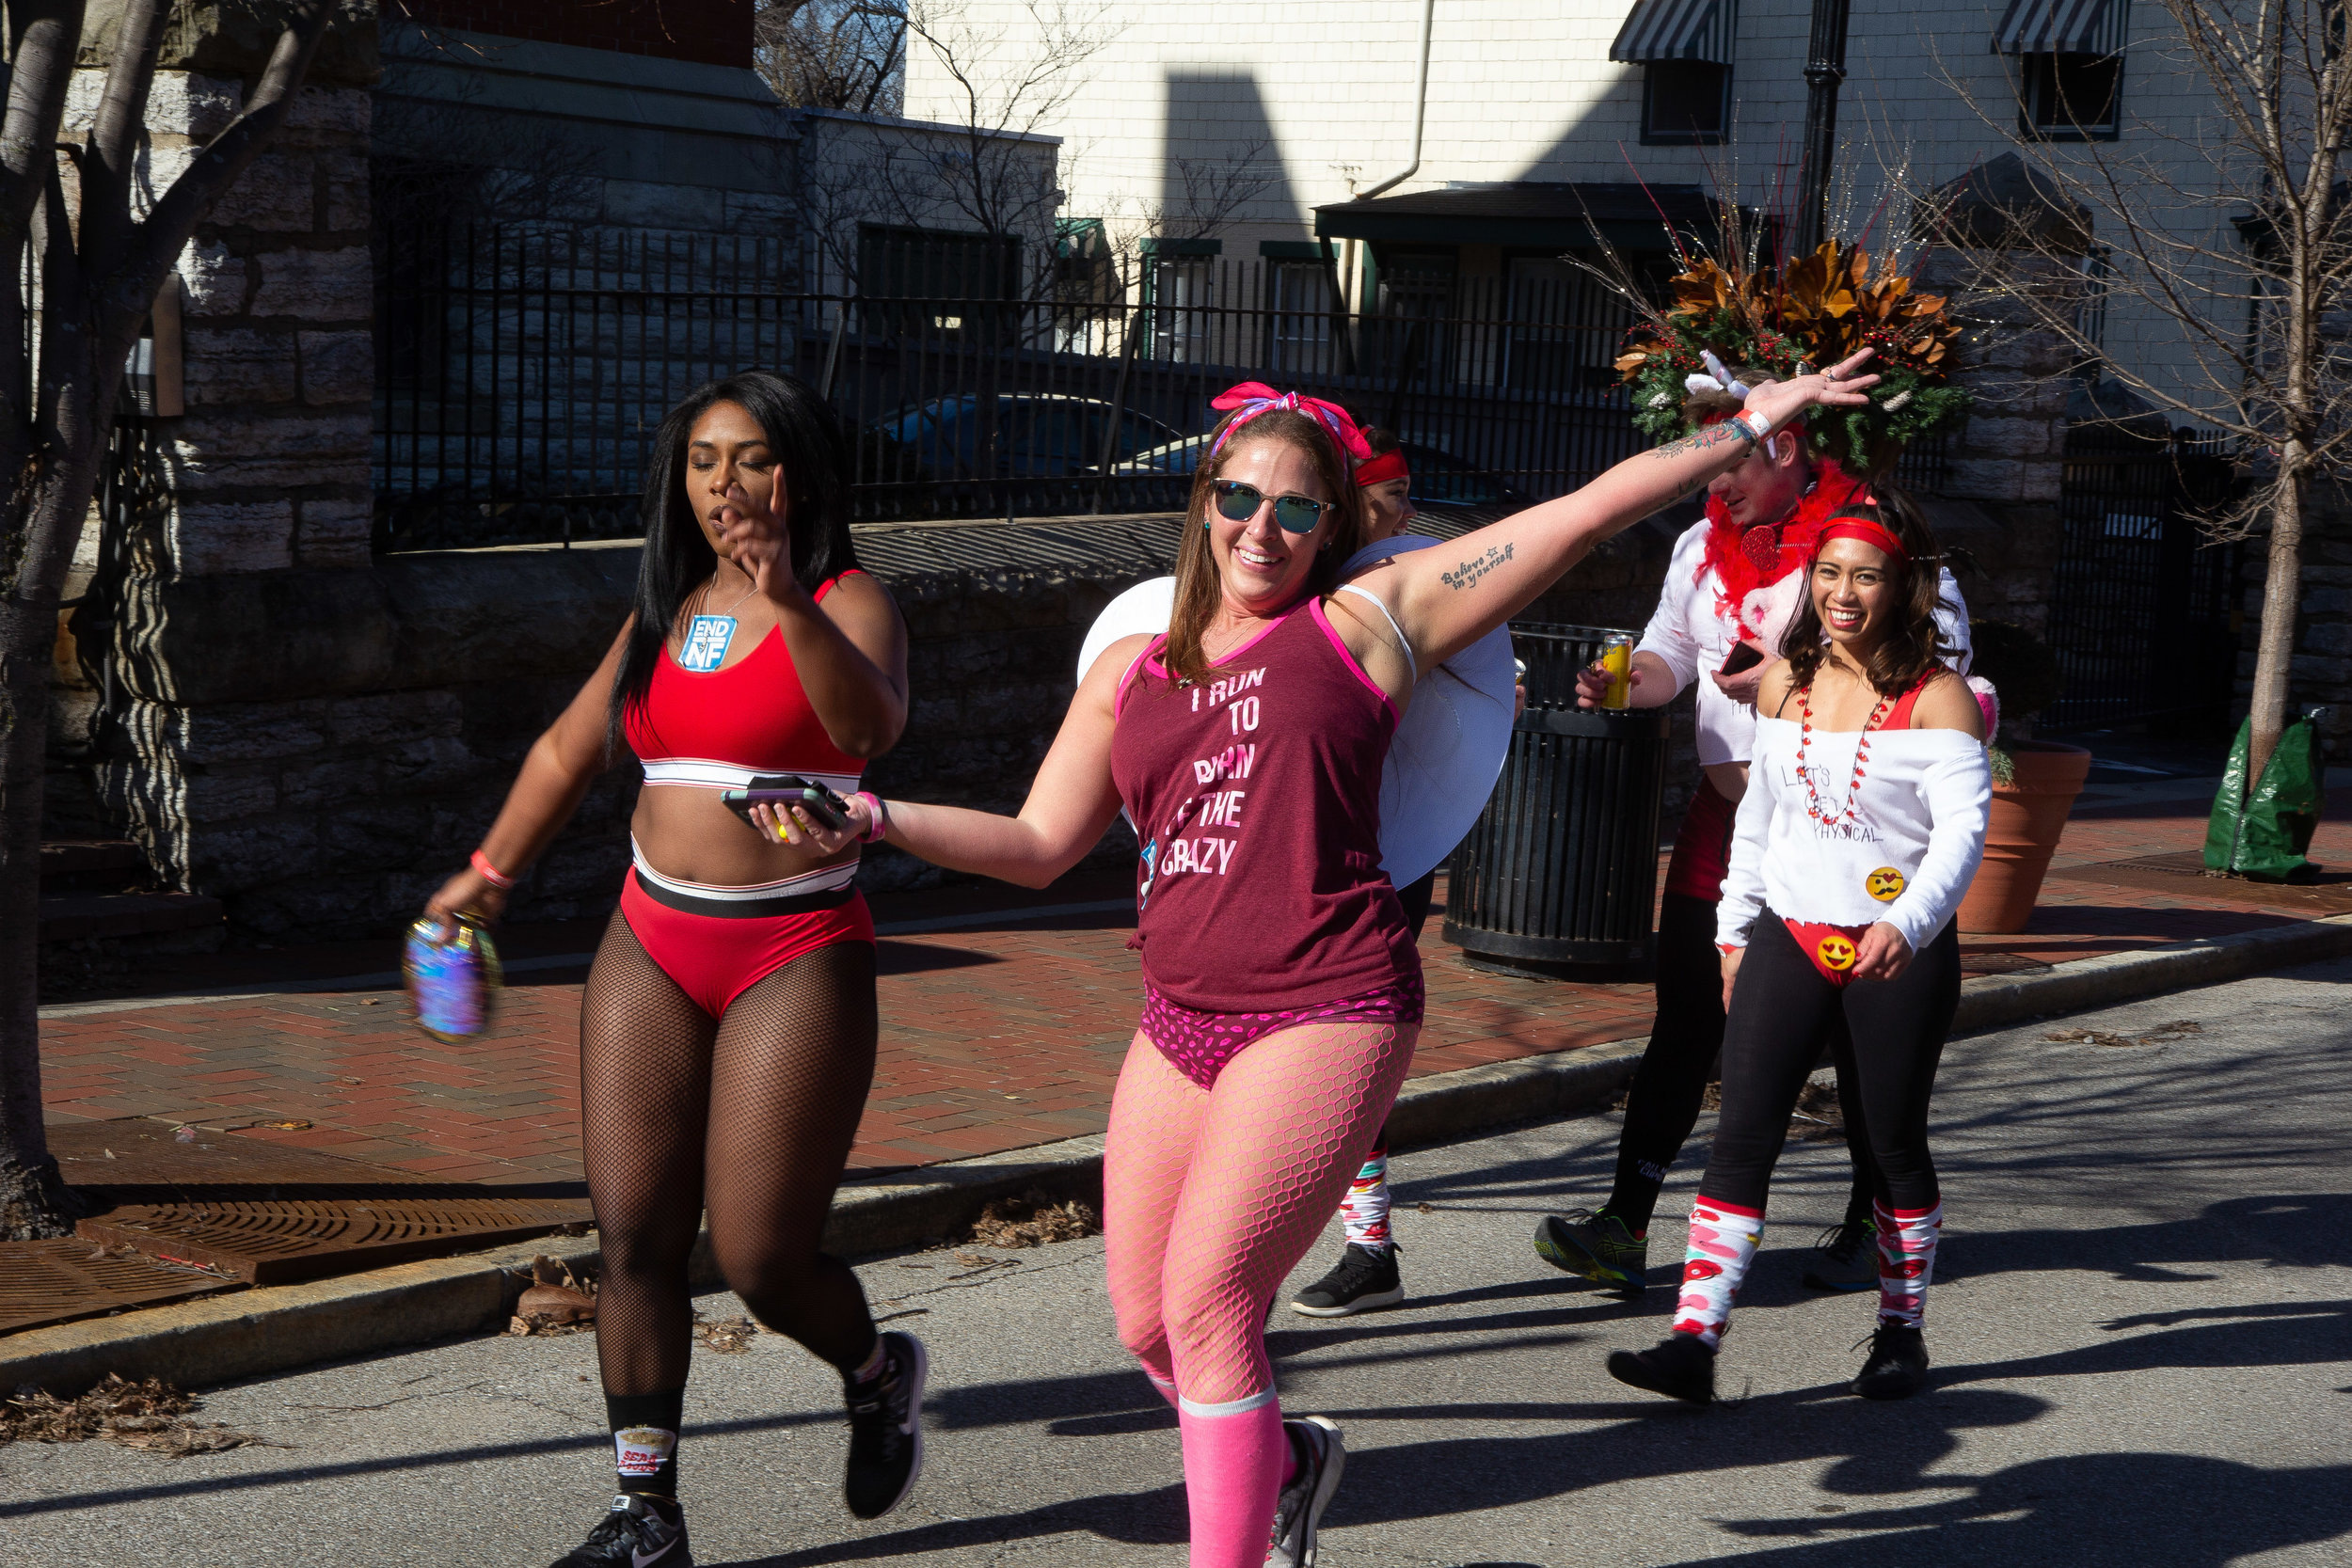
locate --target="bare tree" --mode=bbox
[756,0,906,116]
[1921,0,2352,784]
[0,0,336,1238]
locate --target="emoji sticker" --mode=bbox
[1816,933,1858,972]
[1865,865,1906,902]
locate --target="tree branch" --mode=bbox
[80,0,172,279]
[0,1,83,258]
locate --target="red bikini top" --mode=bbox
[624,571,867,786]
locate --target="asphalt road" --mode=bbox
[6,958,2349,1568]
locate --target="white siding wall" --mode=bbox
[902,1,2255,411]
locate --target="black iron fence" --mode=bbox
[374,230,1952,551]
[2043,426,2244,731]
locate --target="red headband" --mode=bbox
[1816,517,1909,567]
[1209,382,1373,460]
[1354,449,1409,488]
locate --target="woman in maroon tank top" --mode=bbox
[797,362,1883,1568]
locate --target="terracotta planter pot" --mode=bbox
[1957,740,2093,934]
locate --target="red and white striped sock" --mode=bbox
[1673,1196,1764,1349]
[1874,1200,1942,1327]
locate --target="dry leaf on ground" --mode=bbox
[961,1188,1101,1249]
[0,1374,266,1457]
[693,1314,758,1354]
[510,1254,598,1336]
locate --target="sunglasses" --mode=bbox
[1211,479,1334,534]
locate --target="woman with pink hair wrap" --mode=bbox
[787,361,1883,1565]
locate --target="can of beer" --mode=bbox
[403,913,503,1044]
[1600,633,1634,710]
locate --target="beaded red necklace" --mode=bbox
[1794,681,1895,829]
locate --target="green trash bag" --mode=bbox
[2203,715,2325,881]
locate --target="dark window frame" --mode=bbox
[2017,51,2125,141]
[1640,59,1733,146]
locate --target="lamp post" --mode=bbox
[1793,0,1854,255]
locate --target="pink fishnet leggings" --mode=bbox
[1104,1018,1418,1407]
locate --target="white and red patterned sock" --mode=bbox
[1875,1199,1942,1327]
[1339,1144,1392,1253]
[1673,1196,1764,1348]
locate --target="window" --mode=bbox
[1643,61,1731,144]
[1052,218,1120,353]
[1142,239,1221,362]
[1265,258,1335,375]
[856,223,1020,343]
[2020,52,2123,137]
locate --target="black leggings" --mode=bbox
[1607,894,1883,1233]
[1700,911,1961,1215]
[580,912,882,1396]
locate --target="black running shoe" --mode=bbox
[1605,1332,1716,1405]
[1852,1323,1930,1401]
[1291,1243,1404,1317]
[1265,1415,1344,1567]
[1801,1219,1881,1292]
[844,1331,928,1519]
[1534,1208,1648,1294]
[548,1493,691,1568]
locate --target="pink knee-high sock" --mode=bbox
[1874,1199,1942,1327]
[1672,1196,1765,1349]
[1175,1399,1291,1568]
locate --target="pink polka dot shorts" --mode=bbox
[1139,973,1425,1089]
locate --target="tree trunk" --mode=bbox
[0,578,78,1238]
[2245,457,2308,787]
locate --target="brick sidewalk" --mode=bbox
[38,781,2352,1186]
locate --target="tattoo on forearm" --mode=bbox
[1442,541,1515,591]
[1648,421,1752,462]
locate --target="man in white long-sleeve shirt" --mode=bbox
[1532,410,1970,1296]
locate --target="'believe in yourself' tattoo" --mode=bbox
[1648,420,1756,461]
[1442,541,1514,591]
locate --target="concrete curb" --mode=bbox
[9,911,2349,1393]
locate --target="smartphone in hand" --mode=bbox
[720,774,852,834]
[1720,641,1766,676]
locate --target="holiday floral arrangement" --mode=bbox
[1613,240,1971,474]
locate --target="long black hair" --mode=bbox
[610,371,862,751]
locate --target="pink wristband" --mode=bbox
[469,849,516,890]
[854,792,889,845]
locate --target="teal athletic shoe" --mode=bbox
[1534,1207,1649,1294]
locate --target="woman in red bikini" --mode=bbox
[421,371,922,1568]
[786,361,1882,1566]
[1605,490,1991,1409]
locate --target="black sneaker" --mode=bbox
[1534,1208,1648,1294]
[844,1331,929,1519]
[1291,1243,1404,1317]
[1801,1219,1881,1292]
[548,1493,691,1567]
[1265,1415,1344,1566]
[1852,1323,1930,1401]
[1605,1332,1716,1406]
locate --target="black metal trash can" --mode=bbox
[1443,623,1673,981]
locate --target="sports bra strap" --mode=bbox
[1333,583,1417,682]
[812,567,866,604]
[1883,669,1937,730]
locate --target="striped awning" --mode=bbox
[1993,0,2130,55]
[1609,0,1736,65]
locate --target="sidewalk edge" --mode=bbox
[10,912,2348,1393]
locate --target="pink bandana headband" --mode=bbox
[1208,382,1373,460]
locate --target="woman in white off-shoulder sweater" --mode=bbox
[1606,489,1990,1409]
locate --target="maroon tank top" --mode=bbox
[1109,594,1420,1013]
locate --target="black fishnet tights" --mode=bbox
[580,912,882,1396]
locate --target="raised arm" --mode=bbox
[1380,353,1880,670]
[829,633,1146,889]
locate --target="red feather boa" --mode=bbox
[1698,457,1873,637]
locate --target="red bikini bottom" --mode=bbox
[1782,918,1872,988]
[618,870,875,1018]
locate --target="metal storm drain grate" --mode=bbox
[0,1240,242,1336]
[45,1118,592,1290]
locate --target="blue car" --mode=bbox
[868,395,1184,481]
